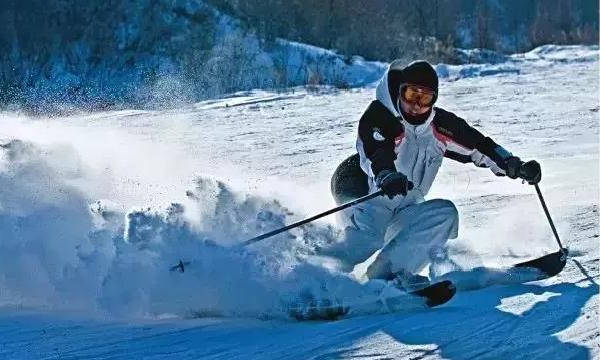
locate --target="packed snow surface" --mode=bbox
[0,45,598,359]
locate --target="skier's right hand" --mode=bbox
[376,170,414,198]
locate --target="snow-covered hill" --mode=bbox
[0,45,598,359]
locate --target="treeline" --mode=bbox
[0,0,385,112]
[0,0,597,112]
[206,0,598,62]
[0,0,272,110]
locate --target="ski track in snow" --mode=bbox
[0,45,598,359]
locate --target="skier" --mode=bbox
[324,60,542,291]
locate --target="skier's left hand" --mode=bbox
[519,160,542,184]
[505,157,541,184]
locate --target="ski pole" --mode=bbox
[533,183,567,258]
[240,190,385,247]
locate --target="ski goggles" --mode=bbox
[400,84,436,107]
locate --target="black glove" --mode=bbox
[375,170,414,198]
[505,156,541,184]
[505,156,522,179]
[519,160,542,184]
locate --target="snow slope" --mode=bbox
[0,45,598,359]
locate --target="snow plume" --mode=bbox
[0,139,360,319]
[0,139,98,309]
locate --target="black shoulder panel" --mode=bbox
[433,107,507,169]
[357,100,404,176]
[433,107,483,150]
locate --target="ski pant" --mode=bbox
[333,196,459,279]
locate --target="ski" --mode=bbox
[437,249,568,292]
[513,249,567,278]
[411,280,456,307]
[287,280,456,321]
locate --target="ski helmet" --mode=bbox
[401,60,438,103]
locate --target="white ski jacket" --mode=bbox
[356,61,514,205]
